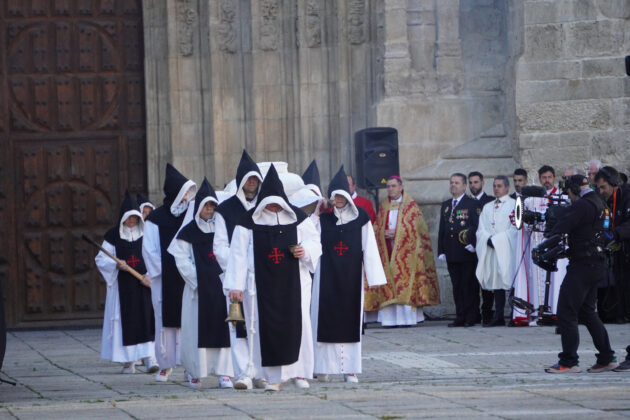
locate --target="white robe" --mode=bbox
[511,191,567,320]
[223,202,322,384]
[168,213,234,379]
[142,220,181,370]
[475,195,518,290]
[96,240,155,363]
[310,197,386,375]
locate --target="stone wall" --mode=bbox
[516,0,630,177]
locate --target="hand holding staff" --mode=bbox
[82,234,151,288]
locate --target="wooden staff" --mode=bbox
[82,234,145,281]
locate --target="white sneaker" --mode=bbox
[234,376,253,390]
[121,362,135,374]
[155,368,172,382]
[344,374,359,383]
[253,377,268,389]
[187,374,200,389]
[265,382,282,392]
[294,377,310,389]
[317,374,330,382]
[219,376,234,389]
[142,357,160,374]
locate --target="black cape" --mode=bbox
[146,206,187,328]
[104,228,155,346]
[239,206,307,367]
[177,221,230,348]
[317,208,369,343]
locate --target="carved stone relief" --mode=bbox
[260,0,280,51]
[348,0,366,44]
[306,0,321,48]
[177,0,198,56]
[218,0,238,53]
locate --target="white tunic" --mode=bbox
[96,238,155,363]
[511,190,567,320]
[310,195,386,375]
[168,210,234,379]
[223,199,322,384]
[142,220,181,370]
[475,195,518,290]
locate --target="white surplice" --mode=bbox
[475,195,518,290]
[168,200,234,380]
[96,213,155,363]
[223,197,322,384]
[511,190,567,320]
[310,192,386,375]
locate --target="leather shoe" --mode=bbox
[448,321,465,328]
[483,319,505,327]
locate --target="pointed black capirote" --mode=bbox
[301,159,321,190]
[119,190,140,221]
[327,165,350,198]
[235,150,262,188]
[193,177,219,216]
[257,163,289,205]
[163,163,190,206]
[136,193,151,206]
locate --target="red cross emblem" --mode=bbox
[127,254,140,268]
[268,248,284,264]
[334,241,349,256]
[208,252,217,262]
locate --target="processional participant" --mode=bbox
[364,176,440,326]
[169,179,234,389]
[511,165,567,325]
[310,167,386,383]
[143,163,196,381]
[214,150,266,390]
[96,191,158,374]
[224,165,322,392]
[137,193,155,220]
[475,176,517,327]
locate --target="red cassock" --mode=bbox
[353,195,376,223]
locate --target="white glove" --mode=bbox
[438,254,446,262]
[465,244,475,253]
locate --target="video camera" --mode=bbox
[514,185,571,236]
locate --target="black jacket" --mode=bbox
[438,195,480,263]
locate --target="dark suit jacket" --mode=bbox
[438,195,480,263]
[476,192,495,206]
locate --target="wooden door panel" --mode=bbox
[1,1,146,327]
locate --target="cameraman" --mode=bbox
[595,166,630,372]
[545,175,617,373]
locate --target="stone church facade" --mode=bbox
[1,0,628,325]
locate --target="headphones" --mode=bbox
[565,175,589,195]
[597,166,619,187]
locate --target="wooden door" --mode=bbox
[0,0,147,327]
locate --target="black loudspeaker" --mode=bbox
[355,127,399,189]
[626,56,630,76]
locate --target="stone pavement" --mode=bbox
[1,321,629,419]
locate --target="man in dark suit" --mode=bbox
[468,171,495,325]
[438,173,480,327]
[510,168,528,199]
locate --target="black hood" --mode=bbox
[301,159,321,190]
[193,177,218,216]
[119,190,140,222]
[136,193,152,207]
[257,164,289,205]
[327,165,350,198]
[235,150,262,188]
[163,163,191,206]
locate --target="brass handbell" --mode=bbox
[225,300,245,326]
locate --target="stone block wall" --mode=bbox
[516,0,630,176]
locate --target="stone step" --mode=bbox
[441,136,513,159]
[407,157,517,181]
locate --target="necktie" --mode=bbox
[451,199,458,218]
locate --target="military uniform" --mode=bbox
[438,195,480,325]
[473,192,495,324]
